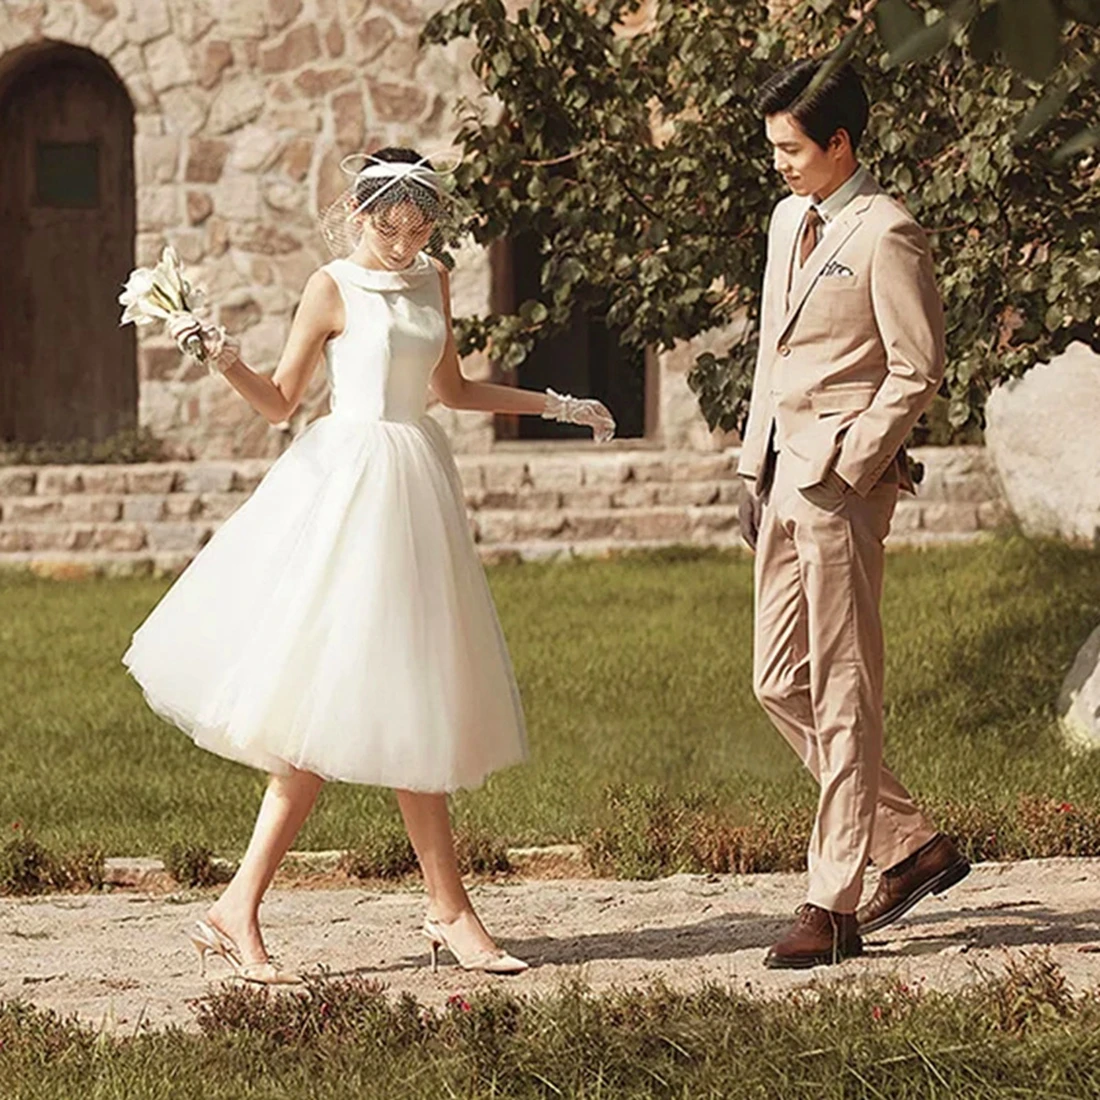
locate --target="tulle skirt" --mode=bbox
[122,411,528,792]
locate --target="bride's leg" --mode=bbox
[395,789,502,956]
[206,765,325,964]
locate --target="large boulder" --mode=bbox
[985,342,1100,544]
[1058,625,1100,751]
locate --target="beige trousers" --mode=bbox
[753,448,935,912]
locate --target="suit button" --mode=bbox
[778,344,791,357]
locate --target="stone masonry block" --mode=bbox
[6,499,63,522]
[127,466,180,494]
[655,482,722,507]
[179,465,235,493]
[122,496,169,523]
[582,459,632,487]
[482,461,528,492]
[0,470,36,496]
[615,510,692,541]
[200,493,247,520]
[92,524,148,552]
[144,523,213,552]
[526,457,582,490]
[609,484,658,509]
[921,502,979,534]
[79,468,129,494]
[61,497,124,523]
[37,467,84,494]
[563,488,615,510]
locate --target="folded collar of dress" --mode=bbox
[333,252,434,290]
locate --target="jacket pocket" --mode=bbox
[810,384,879,417]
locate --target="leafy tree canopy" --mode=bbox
[424,0,1100,436]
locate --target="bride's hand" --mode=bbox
[168,312,240,371]
[542,389,616,443]
[167,311,203,351]
[573,398,616,443]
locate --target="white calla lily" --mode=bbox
[118,245,210,362]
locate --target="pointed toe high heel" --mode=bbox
[189,920,241,977]
[422,917,529,975]
[187,920,302,985]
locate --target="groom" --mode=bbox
[737,57,970,969]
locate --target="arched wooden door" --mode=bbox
[0,44,136,445]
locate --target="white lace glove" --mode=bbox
[541,388,616,443]
[167,311,239,373]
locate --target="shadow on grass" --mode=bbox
[886,537,1100,748]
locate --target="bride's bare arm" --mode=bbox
[217,271,343,425]
[428,263,547,416]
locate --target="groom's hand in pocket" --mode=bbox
[800,467,852,513]
[739,491,763,552]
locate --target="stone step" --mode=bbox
[0,499,1012,555]
[0,447,1009,572]
[472,506,743,544]
[0,526,994,579]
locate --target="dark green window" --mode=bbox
[35,141,99,207]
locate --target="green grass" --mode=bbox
[1,952,1098,1098]
[1,537,1099,861]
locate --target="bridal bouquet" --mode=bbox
[119,246,214,371]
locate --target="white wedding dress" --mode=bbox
[122,253,528,791]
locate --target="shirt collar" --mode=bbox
[812,165,871,223]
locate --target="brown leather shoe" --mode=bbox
[857,834,971,935]
[764,904,863,969]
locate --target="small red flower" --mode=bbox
[1057,802,1075,814]
[872,1005,883,1022]
[11,821,20,831]
[319,1001,330,1016]
[447,994,471,1013]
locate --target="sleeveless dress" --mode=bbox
[121,253,528,792]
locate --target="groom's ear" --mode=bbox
[829,128,853,157]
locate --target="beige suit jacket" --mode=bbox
[738,173,945,498]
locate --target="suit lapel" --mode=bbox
[777,190,877,343]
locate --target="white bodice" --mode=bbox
[321,254,447,423]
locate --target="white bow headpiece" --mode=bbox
[339,153,450,212]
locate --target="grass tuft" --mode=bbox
[0,828,103,895]
[162,842,229,888]
[584,787,1100,878]
[3,954,1100,1098]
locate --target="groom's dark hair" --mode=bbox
[754,57,870,153]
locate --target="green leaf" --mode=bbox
[1062,0,1100,26]
[518,299,549,324]
[968,5,999,63]
[886,14,954,67]
[798,14,867,103]
[1015,82,1071,142]
[998,0,1061,82]
[1053,124,1100,161]
[874,0,925,54]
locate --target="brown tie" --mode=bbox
[799,206,823,267]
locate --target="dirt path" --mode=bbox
[2,858,1097,1034]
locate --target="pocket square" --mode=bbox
[822,261,856,278]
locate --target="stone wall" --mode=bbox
[0,0,504,459]
[0,447,1012,577]
[0,0,732,463]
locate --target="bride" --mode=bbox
[122,147,615,983]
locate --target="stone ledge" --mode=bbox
[0,527,994,577]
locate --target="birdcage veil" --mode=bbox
[318,148,468,261]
